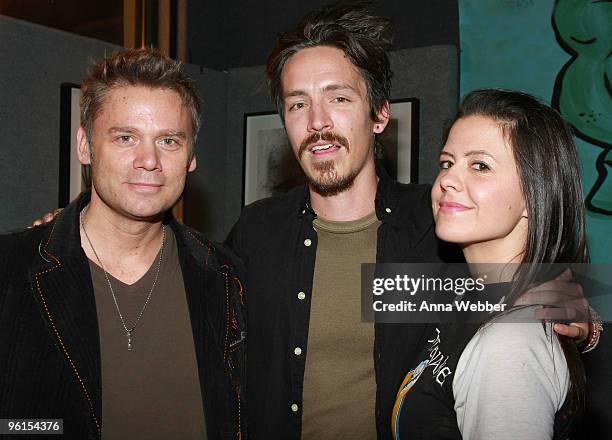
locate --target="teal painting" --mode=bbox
[460,0,611,262]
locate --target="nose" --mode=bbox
[307,101,333,132]
[133,141,162,171]
[437,165,462,193]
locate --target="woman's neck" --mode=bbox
[462,223,527,283]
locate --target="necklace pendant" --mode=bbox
[82,213,164,354]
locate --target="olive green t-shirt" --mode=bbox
[301,212,380,439]
[89,229,206,439]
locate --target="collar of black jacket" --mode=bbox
[374,163,401,223]
[38,191,189,263]
[36,191,91,262]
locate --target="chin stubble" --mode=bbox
[307,160,359,197]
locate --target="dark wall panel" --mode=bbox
[0,16,119,233]
[182,64,228,240]
[389,45,458,184]
[187,0,459,70]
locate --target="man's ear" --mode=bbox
[373,101,390,134]
[76,126,92,165]
[188,153,197,173]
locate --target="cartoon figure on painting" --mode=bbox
[552,0,612,215]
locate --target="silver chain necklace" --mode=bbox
[80,210,166,352]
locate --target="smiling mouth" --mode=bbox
[310,143,341,155]
[298,132,349,159]
[438,201,471,213]
[128,182,163,192]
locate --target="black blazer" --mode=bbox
[0,193,246,439]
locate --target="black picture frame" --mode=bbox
[377,98,420,184]
[58,83,84,207]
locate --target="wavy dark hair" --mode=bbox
[457,88,588,411]
[266,0,393,122]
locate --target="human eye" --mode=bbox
[332,96,350,103]
[439,160,453,170]
[471,161,490,172]
[114,135,136,146]
[158,137,182,150]
[287,101,306,112]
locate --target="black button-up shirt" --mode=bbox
[226,168,461,439]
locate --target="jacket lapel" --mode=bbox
[172,222,210,370]
[29,195,102,432]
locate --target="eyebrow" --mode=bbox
[439,150,498,161]
[159,130,188,139]
[323,83,357,93]
[108,126,139,134]
[108,127,188,139]
[283,82,358,99]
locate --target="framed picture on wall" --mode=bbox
[377,98,419,184]
[243,111,307,206]
[59,83,88,207]
[242,98,419,206]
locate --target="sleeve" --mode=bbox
[453,320,569,440]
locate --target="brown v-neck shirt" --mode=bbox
[89,229,207,439]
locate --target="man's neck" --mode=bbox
[309,164,378,221]
[80,195,166,285]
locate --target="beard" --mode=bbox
[298,131,356,196]
[307,160,359,197]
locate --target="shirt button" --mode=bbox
[291,403,299,413]
[302,209,306,214]
[294,347,302,356]
[385,207,392,213]
[297,291,306,300]
[304,238,312,247]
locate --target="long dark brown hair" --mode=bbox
[457,88,588,411]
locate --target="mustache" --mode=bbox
[297,132,349,159]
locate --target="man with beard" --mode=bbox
[227,6,431,438]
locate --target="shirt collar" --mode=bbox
[296,163,399,225]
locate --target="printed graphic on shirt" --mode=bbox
[392,327,454,439]
[392,359,429,439]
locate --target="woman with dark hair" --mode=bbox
[392,89,589,439]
